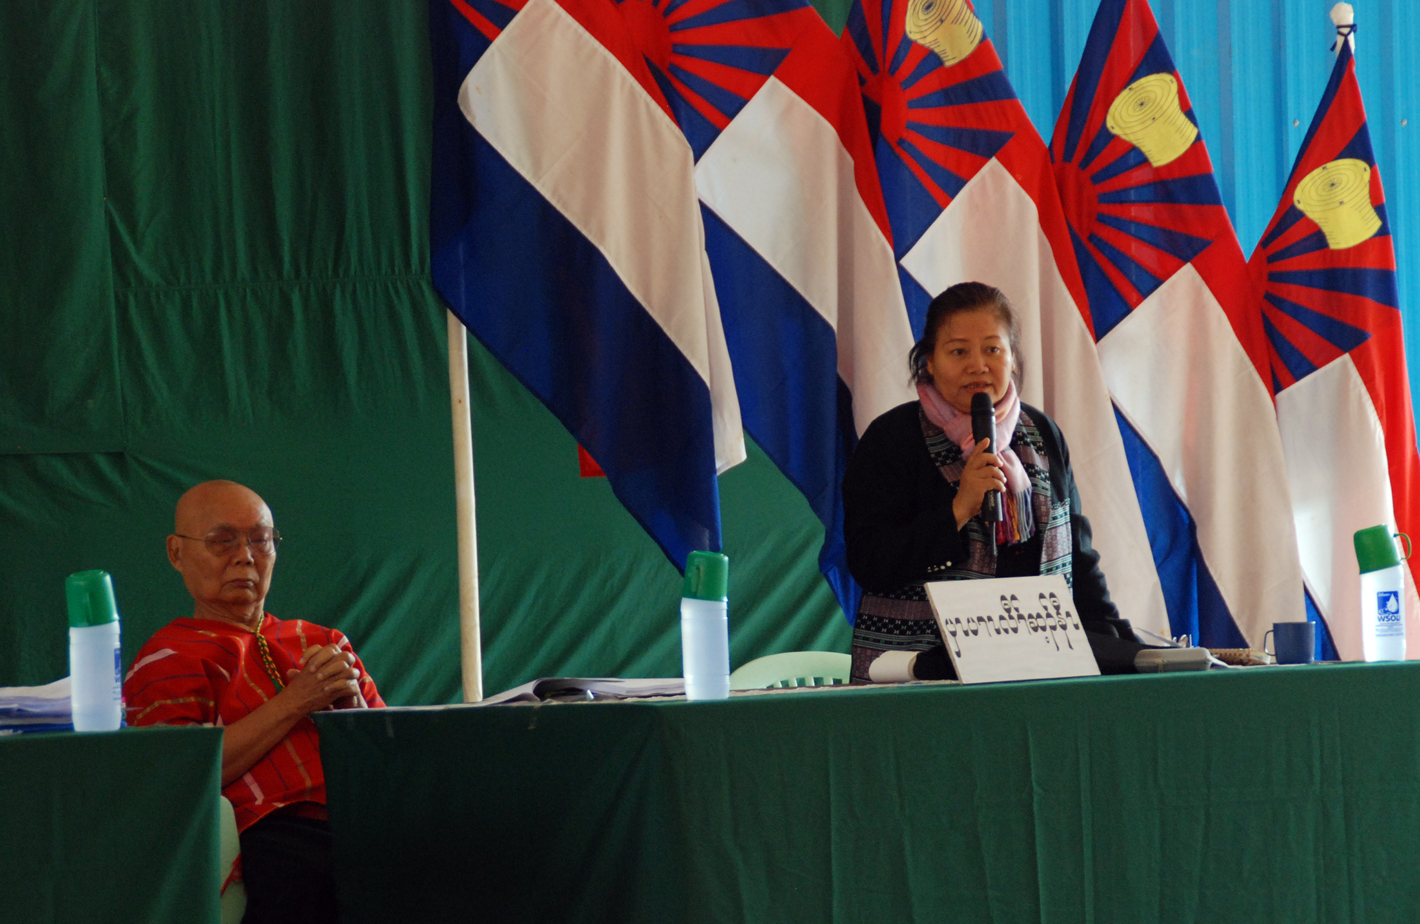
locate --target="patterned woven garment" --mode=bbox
[850,409,1071,682]
[124,613,384,832]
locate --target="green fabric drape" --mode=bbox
[0,0,847,702]
[320,666,1420,924]
[0,726,223,924]
[0,1,122,453]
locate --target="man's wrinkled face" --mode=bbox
[167,484,276,612]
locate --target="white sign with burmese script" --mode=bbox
[925,576,1100,684]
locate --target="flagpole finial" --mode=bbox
[1331,3,1356,56]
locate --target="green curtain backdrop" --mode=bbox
[0,0,847,702]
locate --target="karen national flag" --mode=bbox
[428,0,746,569]
[1050,0,1304,647]
[610,0,916,618]
[1248,33,1420,659]
[842,0,1169,634]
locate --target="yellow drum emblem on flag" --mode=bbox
[1105,73,1198,168]
[1293,159,1382,250]
[904,0,982,68]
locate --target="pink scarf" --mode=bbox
[916,381,1030,493]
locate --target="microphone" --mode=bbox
[970,392,1003,524]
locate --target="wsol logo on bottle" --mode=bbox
[1377,590,1402,623]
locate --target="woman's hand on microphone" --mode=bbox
[953,437,1007,530]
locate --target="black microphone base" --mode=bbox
[982,491,1003,523]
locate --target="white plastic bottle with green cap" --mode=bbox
[681,551,729,701]
[66,570,123,731]
[1354,526,1409,662]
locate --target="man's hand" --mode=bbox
[286,644,367,712]
[220,644,366,787]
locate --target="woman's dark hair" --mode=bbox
[908,282,1023,387]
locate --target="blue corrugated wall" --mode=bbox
[818,0,1420,409]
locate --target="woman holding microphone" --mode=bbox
[843,282,1142,682]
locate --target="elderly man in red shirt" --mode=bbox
[125,480,383,924]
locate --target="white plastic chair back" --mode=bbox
[729,651,851,690]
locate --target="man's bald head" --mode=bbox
[174,480,272,535]
[168,480,276,629]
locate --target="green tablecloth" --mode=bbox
[319,665,1420,924]
[0,725,222,924]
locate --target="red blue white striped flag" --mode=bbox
[1049,0,1305,647]
[1248,37,1420,659]
[430,0,746,569]
[604,0,919,617]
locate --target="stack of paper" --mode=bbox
[480,678,684,706]
[0,677,73,735]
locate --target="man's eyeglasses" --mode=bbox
[175,528,282,558]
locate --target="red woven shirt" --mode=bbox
[123,613,384,832]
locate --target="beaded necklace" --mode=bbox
[253,630,285,693]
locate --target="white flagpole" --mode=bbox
[447,310,484,702]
